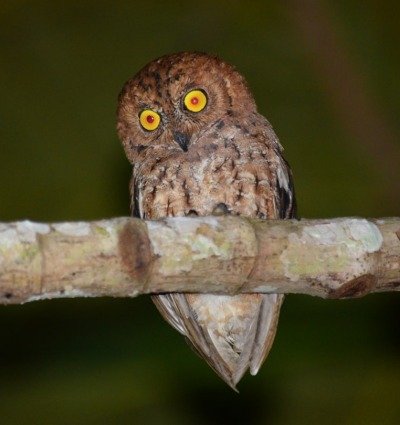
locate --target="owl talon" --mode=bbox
[211,203,230,216]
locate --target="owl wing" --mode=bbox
[130,172,142,218]
[276,153,297,220]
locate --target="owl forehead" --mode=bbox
[133,65,217,111]
[137,68,193,104]
[132,53,248,104]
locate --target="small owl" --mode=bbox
[117,52,296,389]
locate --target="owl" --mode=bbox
[117,52,296,390]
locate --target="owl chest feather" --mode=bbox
[133,140,281,220]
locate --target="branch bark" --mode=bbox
[0,217,399,305]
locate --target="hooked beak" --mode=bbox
[174,131,190,152]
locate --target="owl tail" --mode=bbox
[151,293,284,390]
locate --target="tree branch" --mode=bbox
[0,217,399,305]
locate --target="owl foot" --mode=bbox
[211,203,230,216]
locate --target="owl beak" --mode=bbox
[174,131,190,152]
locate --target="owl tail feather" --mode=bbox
[151,292,283,390]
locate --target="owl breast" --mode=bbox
[132,130,280,220]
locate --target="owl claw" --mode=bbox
[211,203,230,216]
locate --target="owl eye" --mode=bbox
[183,89,207,113]
[139,109,161,131]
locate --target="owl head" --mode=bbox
[117,52,258,164]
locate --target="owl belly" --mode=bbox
[137,150,277,220]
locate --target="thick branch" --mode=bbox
[0,217,399,304]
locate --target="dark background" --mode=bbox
[0,1,399,424]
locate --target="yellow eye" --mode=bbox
[184,89,207,112]
[139,109,161,131]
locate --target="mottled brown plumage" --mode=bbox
[117,52,296,389]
